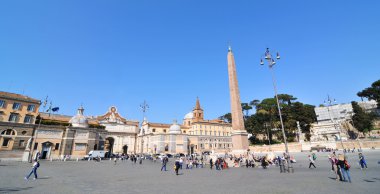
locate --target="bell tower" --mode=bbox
[192,97,204,122]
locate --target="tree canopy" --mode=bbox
[351,101,376,134]
[222,94,317,144]
[357,79,380,108]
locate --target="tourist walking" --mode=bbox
[359,153,368,169]
[209,158,213,170]
[179,157,183,169]
[308,155,316,168]
[174,158,180,175]
[337,154,351,183]
[279,155,285,173]
[329,154,339,180]
[161,157,168,171]
[25,160,40,180]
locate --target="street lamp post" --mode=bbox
[28,96,49,163]
[260,48,293,173]
[324,95,345,150]
[139,100,149,163]
[264,122,271,145]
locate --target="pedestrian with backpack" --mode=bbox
[337,154,351,183]
[25,160,40,180]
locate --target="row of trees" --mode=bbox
[220,94,317,144]
[220,79,380,144]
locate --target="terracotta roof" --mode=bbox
[39,112,99,125]
[0,91,40,104]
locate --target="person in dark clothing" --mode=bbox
[337,154,351,183]
[209,158,213,170]
[161,157,168,171]
[174,159,181,175]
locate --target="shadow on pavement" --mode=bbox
[37,176,51,179]
[0,187,32,193]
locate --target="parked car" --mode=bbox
[84,150,106,159]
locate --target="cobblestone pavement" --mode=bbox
[0,150,379,194]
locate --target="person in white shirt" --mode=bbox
[308,155,316,168]
[25,160,40,180]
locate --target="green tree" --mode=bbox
[219,113,232,123]
[351,101,376,135]
[357,79,380,108]
[241,103,252,118]
[249,99,260,111]
[245,94,317,144]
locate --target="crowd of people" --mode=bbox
[24,148,374,183]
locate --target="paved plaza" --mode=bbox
[1,151,380,194]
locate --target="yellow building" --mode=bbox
[138,98,233,154]
[0,91,40,151]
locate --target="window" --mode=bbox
[1,129,15,135]
[55,143,60,150]
[2,139,10,147]
[21,131,27,135]
[34,143,38,150]
[27,105,35,112]
[24,115,33,124]
[163,129,166,133]
[218,132,221,136]
[183,130,186,134]
[75,143,86,151]
[0,100,5,108]
[8,113,18,122]
[19,140,25,147]
[152,128,156,132]
[12,103,21,110]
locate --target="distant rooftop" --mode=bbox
[0,91,40,104]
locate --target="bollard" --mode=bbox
[77,158,79,162]
[50,158,53,162]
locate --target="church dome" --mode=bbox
[184,112,193,119]
[69,106,89,128]
[169,120,181,134]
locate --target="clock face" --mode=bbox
[111,107,116,112]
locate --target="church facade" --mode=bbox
[136,98,233,155]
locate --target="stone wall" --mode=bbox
[249,140,380,153]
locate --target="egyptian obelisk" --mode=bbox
[227,46,249,152]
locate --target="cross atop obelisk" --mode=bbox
[227,46,249,152]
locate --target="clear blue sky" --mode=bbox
[0,1,379,123]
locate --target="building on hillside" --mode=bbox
[137,98,233,154]
[310,100,378,141]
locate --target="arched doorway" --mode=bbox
[122,145,128,154]
[41,142,53,159]
[93,144,98,150]
[190,144,194,154]
[105,137,115,158]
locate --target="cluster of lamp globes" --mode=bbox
[260,48,280,68]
